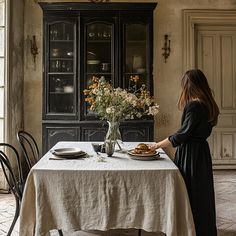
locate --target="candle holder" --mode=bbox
[162,34,171,63]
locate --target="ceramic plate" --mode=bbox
[127,150,160,161]
[127,149,159,157]
[51,148,84,156]
[129,154,160,161]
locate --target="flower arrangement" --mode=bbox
[83,75,159,123]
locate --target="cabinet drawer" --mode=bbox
[81,127,107,142]
[43,125,79,153]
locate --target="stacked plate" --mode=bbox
[50,148,87,159]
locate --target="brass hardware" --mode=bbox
[162,34,171,63]
[30,35,38,64]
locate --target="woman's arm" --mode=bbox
[148,138,171,151]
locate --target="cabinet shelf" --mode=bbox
[48,72,74,75]
[49,92,74,95]
[86,72,112,75]
[127,40,146,44]
[125,72,147,75]
[50,57,74,60]
[50,40,74,43]
[87,39,111,43]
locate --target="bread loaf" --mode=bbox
[132,143,155,155]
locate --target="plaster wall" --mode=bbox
[23,0,236,157]
[9,0,24,147]
[0,0,24,189]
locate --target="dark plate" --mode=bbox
[50,148,85,157]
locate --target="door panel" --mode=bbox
[196,26,236,166]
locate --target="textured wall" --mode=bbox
[23,0,236,157]
[8,0,24,152]
[23,0,42,154]
[0,0,24,189]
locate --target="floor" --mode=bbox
[0,171,235,236]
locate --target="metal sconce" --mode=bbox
[30,35,38,64]
[162,34,171,63]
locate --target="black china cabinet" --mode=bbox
[39,2,157,153]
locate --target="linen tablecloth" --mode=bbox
[19,142,196,236]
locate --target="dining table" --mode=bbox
[19,141,196,236]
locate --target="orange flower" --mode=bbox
[129,75,140,82]
[83,89,90,95]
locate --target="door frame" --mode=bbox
[183,9,236,169]
[183,9,236,72]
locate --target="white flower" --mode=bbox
[148,105,159,116]
[106,106,116,114]
[137,112,142,118]
[84,76,159,122]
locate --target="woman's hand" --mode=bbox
[148,143,159,151]
[148,138,171,151]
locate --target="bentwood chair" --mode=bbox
[16,130,40,169]
[0,143,24,236]
[16,131,65,235]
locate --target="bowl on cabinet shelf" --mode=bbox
[87,60,100,72]
[101,63,110,72]
[136,68,145,73]
[55,87,64,92]
[63,86,74,93]
[51,48,60,57]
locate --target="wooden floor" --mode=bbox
[0,171,236,236]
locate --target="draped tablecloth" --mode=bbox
[19,142,196,236]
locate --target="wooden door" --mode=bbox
[196,25,236,168]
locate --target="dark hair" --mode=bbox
[178,69,219,126]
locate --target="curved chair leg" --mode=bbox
[7,196,20,236]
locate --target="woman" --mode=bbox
[149,69,219,236]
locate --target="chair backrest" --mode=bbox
[0,143,23,200]
[0,143,24,236]
[17,130,40,169]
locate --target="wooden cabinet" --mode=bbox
[40,2,157,153]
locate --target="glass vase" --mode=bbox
[105,121,122,152]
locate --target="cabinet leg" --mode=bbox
[138,229,141,236]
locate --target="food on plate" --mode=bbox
[131,143,156,155]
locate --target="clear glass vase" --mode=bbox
[105,121,122,152]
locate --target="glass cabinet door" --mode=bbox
[123,22,150,91]
[83,20,115,117]
[46,20,76,118]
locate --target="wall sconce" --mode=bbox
[162,34,171,63]
[30,35,38,64]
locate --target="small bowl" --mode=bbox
[64,86,74,93]
[87,60,100,65]
[91,143,106,153]
[67,51,74,57]
[91,143,102,152]
[136,68,146,73]
[55,87,63,92]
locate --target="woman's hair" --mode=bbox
[178,69,220,126]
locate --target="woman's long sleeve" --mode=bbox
[169,104,199,147]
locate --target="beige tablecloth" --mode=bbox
[19,142,196,236]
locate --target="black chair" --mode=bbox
[17,130,40,169]
[0,143,24,236]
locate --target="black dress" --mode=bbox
[169,101,217,236]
